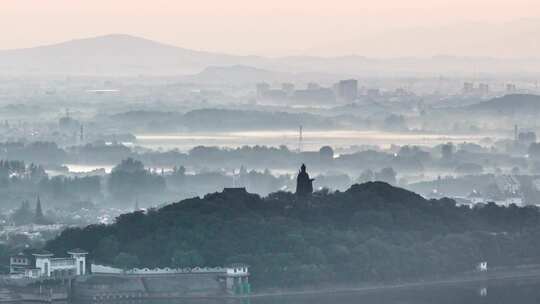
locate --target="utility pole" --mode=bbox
[79,124,84,143]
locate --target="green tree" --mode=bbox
[34,195,50,225]
[96,236,120,264]
[171,250,205,268]
[114,252,140,270]
[11,201,33,226]
[108,158,165,203]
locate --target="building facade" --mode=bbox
[10,249,87,279]
[336,79,358,102]
[9,253,31,275]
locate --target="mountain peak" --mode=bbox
[0,34,232,75]
[44,33,180,51]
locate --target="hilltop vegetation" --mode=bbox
[46,182,540,288]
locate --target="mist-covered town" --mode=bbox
[1,45,540,260]
[2,5,540,302]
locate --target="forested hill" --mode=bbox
[46,182,540,288]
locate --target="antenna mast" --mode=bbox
[298,125,303,153]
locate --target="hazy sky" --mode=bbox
[1,0,539,57]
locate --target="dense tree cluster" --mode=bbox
[39,176,101,200]
[11,197,52,226]
[46,182,540,288]
[0,142,67,165]
[108,158,166,203]
[0,160,102,210]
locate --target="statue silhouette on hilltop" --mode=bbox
[296,164,314,196]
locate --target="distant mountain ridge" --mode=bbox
[185,65,288,84]
[467,94,540,115]
[1,34,539,77]
[0,34,253,75]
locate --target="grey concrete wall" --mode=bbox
[72,273,225,300]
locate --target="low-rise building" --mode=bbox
[9,249,87,279]
[9,253,31,274]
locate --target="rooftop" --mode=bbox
[227,263,249,268]
[32,250,53,257]
[67,248,89,255]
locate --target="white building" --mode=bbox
[10,249,87,279]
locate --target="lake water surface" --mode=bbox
[77,277,540,304]
[135,130,496,152]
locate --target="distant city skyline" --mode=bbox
[1,0,539,57]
